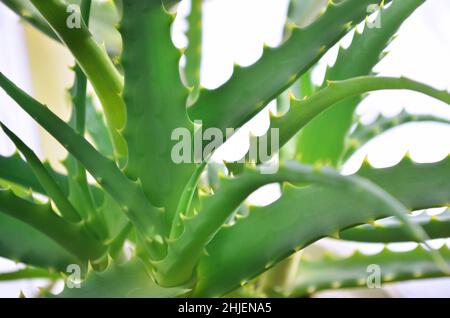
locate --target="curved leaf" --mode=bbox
[289,246,450,297]
[343,110,450,161]
[0,123,81,223]
[296,0,425,166]
[156,161,429,288]
[193,155,450,296]
[341,209,450,243]
[0,213,80,272]
[0,71,165,245]
[57,258,185,298]
[188,0,389,133]
[29,0,126,156]
[120,1,194,225]
[0,187,104,261]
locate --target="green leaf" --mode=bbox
[0,123,81,223]
[85,97,113,158]
[29,0,126,157]
[0,153,104,204]
[188,0,388,133]
[184,0,203,100]
[289,245,450,297]
[264,76,450,157]
[0,267,61,282]
[56,258,185,298]
[0,0,121,56]
[0,153,68,196]
[341,209,450,243]
[64,2,111,241]
[0,71,165,247]
[357,155,450,209]
[295,0,425,166]
[343,110,450,161]
[0,213,80,272]
[96,193,128,241]
[193,155,450,296]
[156,160,428,288]
[0,187,105,261]
[120,1,194,224]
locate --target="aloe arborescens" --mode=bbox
[0,0,449,297]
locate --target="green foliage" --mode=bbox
[341,209,450,243]
[289,245,450,297]
[0,0,448,298]
[295,0,426,167]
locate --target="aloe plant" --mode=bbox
[0,0,449,298]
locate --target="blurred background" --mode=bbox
[0,0,449,297]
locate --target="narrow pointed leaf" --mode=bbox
[341,209,450,243]
[184,0,203,99]
[263,76,450,158]
[120,1,194,224]
[188,0,389,133]
[29,0,126,157]
[0,153,67,196]
[0,187,104,261]
[0,213,80,271]
[1,123,81,222]
[0,267,61,282]
[0,71,165,243]
[295,0,425,166]
[289,246,450,297]
[343,110,450,161]
[156,161,427,288]
[194,155,450,296]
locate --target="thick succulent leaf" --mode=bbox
[156,161,427,288]
[85,97,113,158]
[188,0,389,133]
[0,213,80,272]
[0,72,165,243]
[289,246,450,297]
[29,0,126,157]
[343,110,450,161]
[275,0,323,136]
[193,155,450,296]
[341,209,450,243]
[357,155,450,209]
[96,193,128,241]
[0,267,61,281]
[183,0,202,99]
[56,258,185,298]
[264,76,450,157]
[296,0,425,166]
[0,153,104,204]
[64,15,111,241]
[0,123,81,223]
[120,1,194,223]
[170,161,207,239]
[0,187,104,261]
[0,153,68,196]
